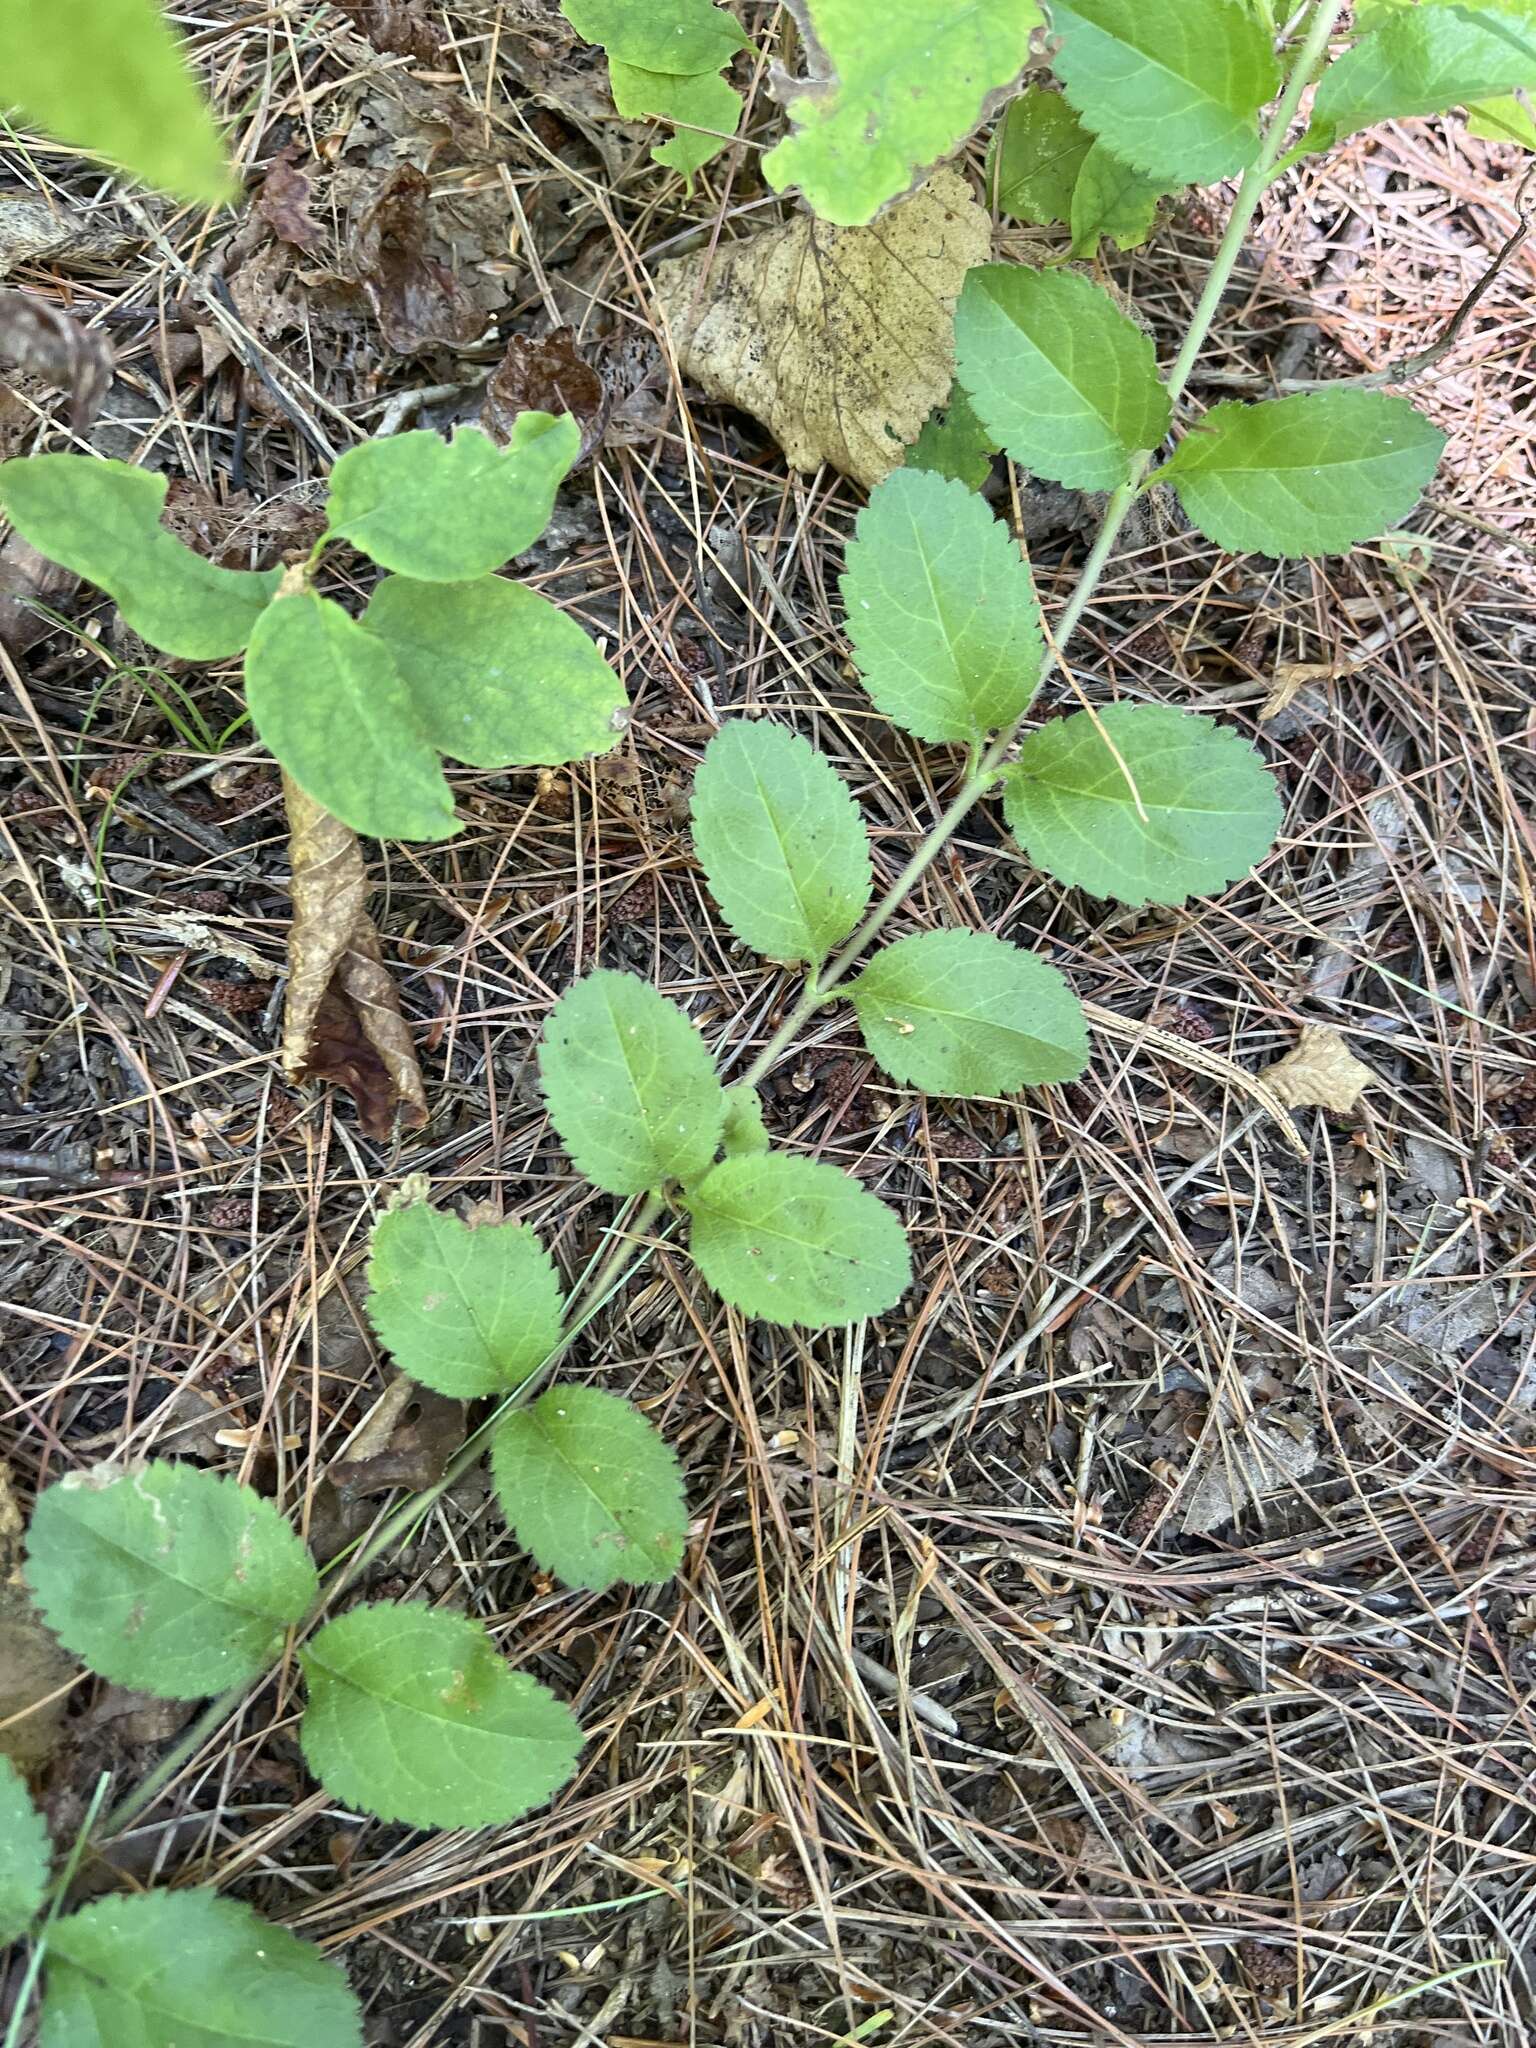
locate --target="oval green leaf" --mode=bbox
[326,416,580,581]
[1068,141,1172,257]
[366,1200,565,1399]
[1003,703,1281,907]
[23,1461,318,1700]
[841,468,1045,745]
[1160,391,1446,557]
[1049,0,1279,184]
[720,1083,771,1158]
[245,588,457,842]
[691,721,873,967]
[850,929,1089,1095]
[491,1388,687,1591]
[904,385,999,490]
[988,86,1092,224]
[686,1153,910,1327]
[562,0,748,74]
[363,572,626,769]
[953,265,1171,491]
[0,1756,48,1944]
[1309,3,1536,148]
[0,0,234,206]
[609,62,743,180]
[539,970,726,1195]
[40,1889,362,2048]
[0,456,279,659]
[299,1603,582,1830]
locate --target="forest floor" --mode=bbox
[2,5,1535,2046]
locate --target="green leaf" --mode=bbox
[325,416,580,582]
[1069,142,1171,256]
[1309,3,1536,147]
[491,1388,687,1591]
[366,1200,565,1400]
[1048,0,1279,184]
[0,1756,48,1944]
[763,0,1045,227]
[987,86,1092,223]
[849,930,1088,1095]
[23,1461,318,1701]
[904,385,999,490]
[691,721,872,967]
[1003,703,1281,906]
[685,1154,910,1327]
[40,1890,363,2048]
[0,456,279,659]
[299,1603,582,1829]
[362,574,627,769]
[245,589,456,842]
[841,467,1045,745]
[562,0,748,73]
[1356,0,1536,144]
[539,970,726,1195]
[1159,391,1446,557]
[0,0,234,206]
[953,265,1171,490]
[609,62,743,179]
[720,1084,771,1157]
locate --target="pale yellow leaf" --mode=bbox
[654,166,988,489]
[1262,1024,1373,1114]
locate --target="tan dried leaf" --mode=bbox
[654,166,989,488]
[0,1456,77,1769]
[0,290,113,432]
[350,164,480,353]
[257,149,321,253]
[1262,1024,1373,1115]
[0,191,134,279]
[281,777,428,1139]
[1259,661,1340,724]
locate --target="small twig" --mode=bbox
[0,1145,140,1189]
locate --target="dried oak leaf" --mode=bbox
[335,0,443,62]
[282,777,428,1139]
[257,149,321,253]
[1262,1024,1374,1116]
[0,290,112,432]
[351,164,479,353]
[654,165,987,488]
[0,1456,78,1770]
[486,326,609,466]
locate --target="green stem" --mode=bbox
[94,0,1348,1850]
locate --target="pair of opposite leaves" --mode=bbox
[0,411,628,843]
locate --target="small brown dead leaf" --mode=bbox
[0,532,78,655]
[350,164,480,353]
[0,1456,78,1770]
[257,150,321,253]
[282,776,428,1139]
[0,290,113,433]
[1262,1024,1374,1115]
[329,1373,465,1500]
[335,0,444,62]
[654,165,988,488]
[1259,661,1342,724]
[486,326,609,465]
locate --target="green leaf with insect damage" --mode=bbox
[299,1603,581,1829]
[23,1461,318,1700]
[492,1388,687,1591]
[609,62,743,178]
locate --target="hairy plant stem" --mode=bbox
[96,0,1346,1850]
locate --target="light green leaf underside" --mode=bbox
[1308,3,1536,147]
[0,456,278,659]
[0,1756,48,1944]
[904,384,999,489]
[491,1388,687,1591]
[686,1153,910,1327]
[1004,703,1281,907]
[850,929,1089,1095]
[609,62,743,178]
[40,1890,363,2048]
[842,467,1045,744]
[953,265,1171,491]
[326,416,580,581]
[1161,391,1446,557]
[23,1461,317,1701]
[1049,0,1279,184]
[245,590,456,842]
[988,86,1092,222]
[0,0,234,205]
[539,970,725,1195]
[1357,0,1536,143]
[366,1202,565,1399]
[1069,142,1172,256]
[691,721,872,966]
[299,1603,582,1830]
[763,0,1044,226]
[720,1084,771,1157]
[363,574,627,770]
[562,0,747,73]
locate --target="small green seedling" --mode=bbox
[0,410,628,842]
[562,0,750,180]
